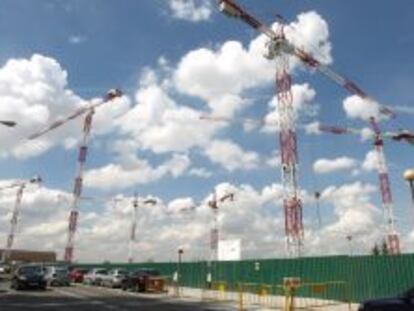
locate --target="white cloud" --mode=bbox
[263,83,317,132]
[174,11,332,118]
[285,11,333,66]
[168,0,212,22]
[0,179,399,261]
[313,156,358,174]
[305,121,321,135]
[84,154,191,190]
[117,81,221,154]
[188,167,212,178]
[204,139,260,171]
[68,35,87,45]
[343,95,383,121]
[362,150,378,172]
[0,54,130,159]
[266,151,281,168]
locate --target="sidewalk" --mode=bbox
[167,286,360,311]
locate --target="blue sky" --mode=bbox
[0,0,413,261]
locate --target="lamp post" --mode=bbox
[404,169,414,223]
[346,235,353,257]
[177,248,183,296]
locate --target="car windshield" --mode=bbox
[96,269,108,275]
[112,270,128,275]
[20,266,43,275]
[55,268,68,275]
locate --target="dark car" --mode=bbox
[359,287,414,310]
[69,268,89,283]
[121,268,161,292]
[11,264,47,290]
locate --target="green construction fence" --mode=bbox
[76,254,414,303]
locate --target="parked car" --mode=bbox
[83,268,108,286]
[10,264,47,290]
[359,287,414,310]
[100,269,128,288]
[121,268,162,292]
[69,268,89,283]
[0,263,11,274]
[44,266,70,287]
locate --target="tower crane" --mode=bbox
[1,176,42,262]
[208,190,235,260]
[218,0,398,255]
[129,195,157,263]
[317,124,414,254]
[28,89,123,262]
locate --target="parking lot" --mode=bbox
[0,279,231,311]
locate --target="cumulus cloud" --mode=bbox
[313,156,358,174]
[263,83,317,132]
[204,139,260,171]
[343,95,383,121]
[285,11,333,66]
[174,11,331,118]
[84,154,191,190]
[116,79,222,155]
[0,54,130,159]
[362,150,378,172]
[168,0,212,22]
[0,179,398,261]
[188,167,212,178]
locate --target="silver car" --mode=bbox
[83,268,108,286]
[101,269,128,288]
[44,266,70,287]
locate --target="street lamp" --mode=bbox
[404,169,414,221]
[177,248,184,296]
[346,235,353,257]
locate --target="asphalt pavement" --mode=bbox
[0,280,233,311]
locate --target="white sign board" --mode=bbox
[218,239,241,261]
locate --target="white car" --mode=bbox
[100,269,128,288]
[44,266,70,286]
[83,268,108,286]
[0,263,11,274]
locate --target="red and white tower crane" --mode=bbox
[219,0,397,255]
[1,176,42,262]
[28,89,123,262]
[317,124,414,254]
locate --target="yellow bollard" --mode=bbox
[238,283,245,311]
[284,285,297,311]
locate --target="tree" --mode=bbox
[381,240,389,256]
[371,244,380,256]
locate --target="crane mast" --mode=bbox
[273,21,303,256]
[64,110,94,262]
[129,194,139,264]
[369,118,400,254]
[2,185,24,263]
[1,176,41,262]
[220,0,303,256]
[319,122,401,253]
[63,89,122,263]
[219,0,402,254]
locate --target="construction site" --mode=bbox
[0,0,413,310]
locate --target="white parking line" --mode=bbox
[52,287,86,300]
